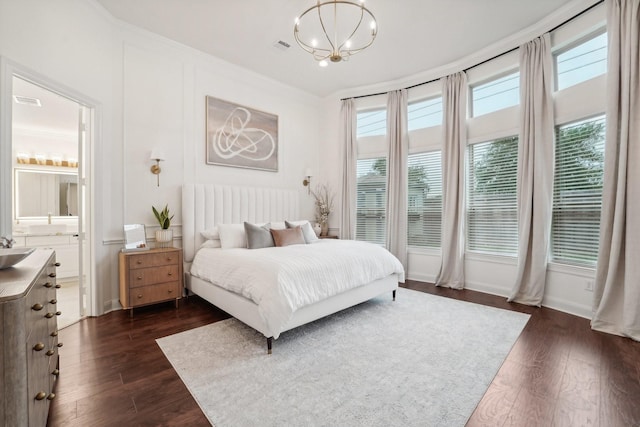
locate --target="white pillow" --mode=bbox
[218,223,247,249]
[285,220,319,243]
[201,227,220,240]
[199,239,221,249]
[270,221,286,230]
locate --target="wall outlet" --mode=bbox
[585,280,594,292]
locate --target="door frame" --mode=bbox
[0,57,101,316]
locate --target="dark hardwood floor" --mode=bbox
[47,281,640,427]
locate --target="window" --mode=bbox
[356,109,386,138]
[407,151,442,248]
[356,158,386,245]
[471,72,519,117]
[552,116,605,266]
[467,136,519,256]
[408,97,443,131]
[555,32,607,91]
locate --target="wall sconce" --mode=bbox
[149,148,166,187]
[302,168,312,194]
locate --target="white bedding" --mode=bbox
[190,239,405,338]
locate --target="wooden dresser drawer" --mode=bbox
[128,265,179,288]
[128,251,179,269]
[129,281,180,307]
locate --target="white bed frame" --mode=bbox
[182,184,399,353]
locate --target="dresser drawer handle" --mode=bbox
[55,284,61,289]
[57,342,64,348]
[52,369,60,376]
[33,343,45,351]
[136,260,143,265]
[137,294,143,299]
[43,282,53,288]
[48,273,56,278]
[168,272,173,276]
[32,303,44,311]
[54,262,61,267]
[136,276,143,280]
[35,392,46,401]
[168,289,173,294]
[45,313,54,319]
[50,299,57,304]
[46,349,55,356]
[167,257,172,261]
[56,311,62,316]
[50,330,58,337]
[47,393,56,400]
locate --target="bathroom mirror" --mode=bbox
[14,169,78,218]
[123,224,148,251]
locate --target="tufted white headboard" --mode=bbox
[182,184,300,262]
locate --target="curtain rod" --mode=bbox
[341,0,605,101]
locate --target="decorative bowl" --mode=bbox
[0,248,36,269]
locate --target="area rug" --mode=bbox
[156,288,530,427]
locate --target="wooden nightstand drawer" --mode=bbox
[128,251,179,269]
[129,281,180,307]
[128,265,179,288]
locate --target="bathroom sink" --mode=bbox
[0,248,36,269]
[28,224,67,234]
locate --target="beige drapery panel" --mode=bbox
[436,72,467,289]
[591,0,640,341]
[509,34,555,306]
[385,89,409,270]
[339,99,357,240]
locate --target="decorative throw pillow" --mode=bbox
[270,227,306,247]
[199,239,222,249]
[285,220,319,244]
[244,222,274,249]
[201,227,219,240]
[218,223,247,249]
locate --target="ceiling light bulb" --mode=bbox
[311,39,318,47]
[345,40,352,48]
[319,60,328,67]
[370,21,376,30]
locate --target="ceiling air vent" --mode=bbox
[13,95,41,107]
[273,40,291,51]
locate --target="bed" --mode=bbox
[182,184,404,353]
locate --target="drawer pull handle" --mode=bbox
[47,393,56,400]
[136,276,142,280]
[167,257,172,261]
[33,343,45,351]
[137,294,143,299]
[43,282,53,288]
[168,272,173,276]
[35,392,46,401]
[56,311,62,316]
[57,342,64,347]
[168,289,173,294]
[48,273,56,278]
[55,284,61,289]
[50,330,58,337]
[54,262,61,267]
[45,313,54,319]
[32,303,44,311]
[136,260,143,265]
[46,349,55,356]
[52,369,60,376]
[50,299,57,304]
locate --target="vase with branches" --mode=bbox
[311,184,334,236]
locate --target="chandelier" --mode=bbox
[294,0,378,67]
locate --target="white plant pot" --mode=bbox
[155,229,173,248]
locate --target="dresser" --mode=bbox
[118,247,183,316]
[0,249,61,427]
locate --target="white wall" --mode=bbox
[0,0,322,314]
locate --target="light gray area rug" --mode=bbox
[157,288,530,427]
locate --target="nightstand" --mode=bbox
[118,247,183,316]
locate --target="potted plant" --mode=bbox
[152,204,174,248]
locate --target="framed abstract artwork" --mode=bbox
[205,96,278,172]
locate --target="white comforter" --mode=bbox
[190,239,405,338]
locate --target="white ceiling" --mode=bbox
[95,0,579,98]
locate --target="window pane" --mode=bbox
[408,151,442,248]
[408,97,443,131]
[471,72,519,117]
[467,136,518,256]
[356,158,386,245]
[556,32,607,91]
[552,116,605,266]
[357,109,386,138]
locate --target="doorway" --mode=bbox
[11,75,93,328]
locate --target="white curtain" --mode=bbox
[340,98,357,240]
[436,72,467,289]
[385,89,409,269]
[591,0,640,341]
[509,34,555,306]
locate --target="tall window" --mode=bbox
[356,109,386,138]
[552,116,605,266]
[471,72,519,117]
[555,32,607,91]
[356,158,386,245]
[467,136,519,256]
[407,151,442,248]
[408,97,443,131]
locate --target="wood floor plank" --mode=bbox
[46,282,640,427]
